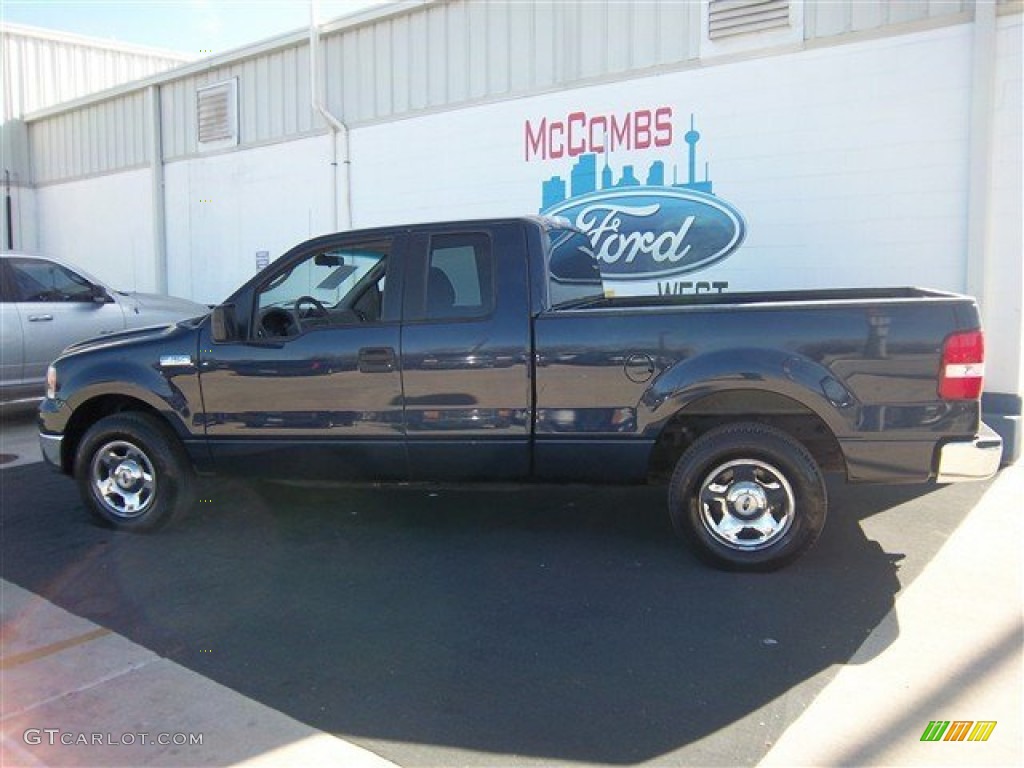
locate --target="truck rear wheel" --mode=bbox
[75,413,195,532]
[668,422,826,571]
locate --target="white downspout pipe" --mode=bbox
[147,84,168,293]
[309,0,352,231]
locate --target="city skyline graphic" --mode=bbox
[540,114,715,212]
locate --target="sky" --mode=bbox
[0,0,391,57]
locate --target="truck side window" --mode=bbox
[254,239,391,338]
[426,233,493,320]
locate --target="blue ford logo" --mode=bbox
[545,187,746,281]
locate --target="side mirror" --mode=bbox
[90,284,112,304]
[211,303,237,343]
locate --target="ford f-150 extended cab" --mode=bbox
[39,216,1002,570]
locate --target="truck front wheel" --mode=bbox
[75,413,195,532]
[668,423,827,571]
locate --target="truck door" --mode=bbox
[400,224,533,480]
[197,234,407,481]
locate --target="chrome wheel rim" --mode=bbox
[90,440,156,519]
[698,459,795,551]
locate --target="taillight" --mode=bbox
[939,330,985,400]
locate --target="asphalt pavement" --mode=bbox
[1,404,1021,767]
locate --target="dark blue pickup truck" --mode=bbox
[39,216,1002,570]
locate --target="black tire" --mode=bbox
[668,422,827,571]
[74,412,196,532]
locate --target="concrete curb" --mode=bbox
[0,580,399,768]
[758,464,1023,767]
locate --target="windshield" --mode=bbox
[547,226,605,307]
[258,245,387,312]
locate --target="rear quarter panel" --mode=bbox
[533,296,981,483]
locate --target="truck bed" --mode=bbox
[564,287,966,312]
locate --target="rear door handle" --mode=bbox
[358,347,396,373]
[28,314,53,322]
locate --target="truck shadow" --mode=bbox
[0,465,989,765]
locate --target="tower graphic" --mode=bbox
[684,114,701,188]
[540,113,713,211]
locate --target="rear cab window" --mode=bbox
[423,233,494,321]
[546,227,605,308]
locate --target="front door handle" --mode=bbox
[28,314,54,322]
[358,347,396,373]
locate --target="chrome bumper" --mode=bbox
[936,423,1003,483]
[39,432,63,470]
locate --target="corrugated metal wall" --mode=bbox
[24,0,991,183]
[158,0,700,160]
[29,92,150,185]
[805,0,973,38]
[2,24,186,122]
[154,0,701,162]
[322,0,699,124]
[160,42,316,160]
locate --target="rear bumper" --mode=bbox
[936,423,1003,483]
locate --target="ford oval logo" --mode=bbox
[545,187,746,281]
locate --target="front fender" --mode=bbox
[51,358,200,440]
[638,348,859,438]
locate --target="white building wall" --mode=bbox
[6,173,39,253]
[35,168,157,291]
[983,13,1023,397]
[0,118,35,251]
[353,23,973,294]
[2,22,186,255]
[163,134,336,304]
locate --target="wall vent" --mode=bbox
[196,78,238,148]
[708,0,790,40]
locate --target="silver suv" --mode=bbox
[1,252,208,404]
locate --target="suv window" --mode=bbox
[426,233,493,320]
[7,258,96,303]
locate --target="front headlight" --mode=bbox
[46,365,58,400]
